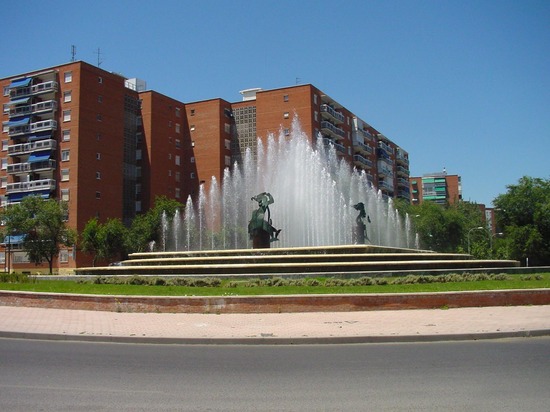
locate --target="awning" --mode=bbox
[9,78,32,88]
[7,190,51,203]
[28,151,51,163]
[4,117,30,127]
[2,235,26,245]
[5,97,30,106]
[28,131,53,141]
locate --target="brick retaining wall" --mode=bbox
[1,289,549,314]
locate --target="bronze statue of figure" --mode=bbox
[353,202,371,244]
[248,192,281,247]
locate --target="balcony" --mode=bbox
[6,179,56,194]
[397,177,410,187]
[320,104,344,124]
[8,139,57,157]
[396,153,409,166]
[321,121,345,139]
[7,159,55,175]
[396,165,410,177]
[353,154,373,169]
[9,81,58,99]
[378,141,394,155]
[353,139,373,155]
[322,137,346,155]
[8,100,57,118]
[30,119,57,133]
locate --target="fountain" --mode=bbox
[161,116,417,252]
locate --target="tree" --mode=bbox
[80,217,102,266]
[81,217,128,265]
[127,196,184,253]
[1,196,76,274]
[494,176,550,265]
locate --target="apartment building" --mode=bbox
[229,85,410,201]
[1,62,410,272]
[409,172,462,205]
[0,61,195,272]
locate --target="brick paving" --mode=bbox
[1,305,549,344]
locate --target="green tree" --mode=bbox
[1,196,76,274]
[127,196,184,253]
[80,217,102,266]
[494,176,550,265]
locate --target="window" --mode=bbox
[59,249,69,263]
[225,156,231,166]
[175,123,180,134]
[190,109,195,116]
[64,91,72,103]
[0,177,7,188]
[283,94,289,102]
[1,159,7,170]
[284,112,290,119]
[64,72,72,83]
[175,155,180,166]
[96,133,102,141]
[98,95,103,103]
[96,114,102,122]
[190,157,195,163]
[175,139,181,148]
[2,140,8,151]
[62,129,71,141]
[190,172,196,179]
[314,111,318,121]
[168,153,172,160]
[175,172,180,182]
[168,170,172,177]
[135,183,141,194]
[96,171,101,180]
[62,150,70,161]
[175,107,181,117]
[136,149,142,160]
[314,94,318,104]
[96,153,101,160]
[96,191,101,199]
[175,188,181,199]
[98,77,103,84]
[224,139,231,150]
[61,189,70,201]
[190,125,195,131]
[284,128,290,136]
[224,123,231,134]
[61,169,70,181]
[63,110,71,122]
[135,201,142,213]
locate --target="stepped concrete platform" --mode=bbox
[75,245,520,278]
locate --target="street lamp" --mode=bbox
[467,226,484,255]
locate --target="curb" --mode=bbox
[1,288,550,314]
[2,328,550,345]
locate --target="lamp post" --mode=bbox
[467,226,484,255]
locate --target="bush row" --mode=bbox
[75,272,537,288]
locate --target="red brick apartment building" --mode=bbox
[409,172,462,205]
[1,61,409,273]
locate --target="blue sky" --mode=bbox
[2,0,548,206]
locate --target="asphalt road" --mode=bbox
[1,337,549,411]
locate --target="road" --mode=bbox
[1,337,549,411]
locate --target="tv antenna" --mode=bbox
[295,77,301,85]
[94,47,104,67]
[70,45,77,62]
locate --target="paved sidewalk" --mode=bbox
[1,305,549,344]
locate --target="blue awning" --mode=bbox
[28,151,51,163]
[28,131,53,141]
[5,97,30,106]
[2,235,26,245]
[4,117,30,127]
[9,78,32,88]
[7,190,51,203]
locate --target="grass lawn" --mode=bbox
[0,273,549,297]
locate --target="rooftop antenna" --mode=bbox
[70,45,77,62]
[94,47,103,67]
[295,77,301,85]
